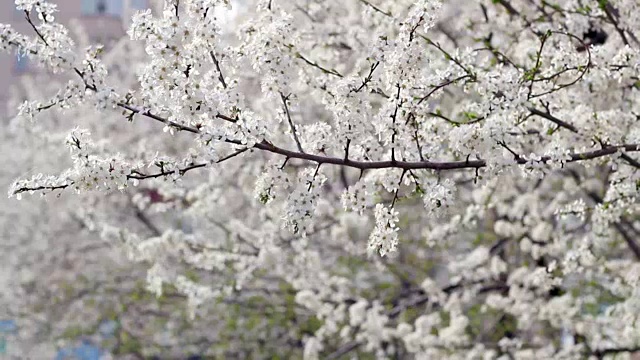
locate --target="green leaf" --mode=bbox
[597,0,608,10]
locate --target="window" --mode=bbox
[81,0,123,16]
[14,54,28,73]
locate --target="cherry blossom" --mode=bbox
[2,0,640,358]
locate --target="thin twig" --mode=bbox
[528,107,578,133]
[295,53,343,77]
[280,92,305,153]
[210,51,228,89]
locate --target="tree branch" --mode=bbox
[280,92,305,153]
[210,51,228,89]
[528,107,578,133]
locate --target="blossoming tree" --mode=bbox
[2,0,640,358]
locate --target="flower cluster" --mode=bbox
[368,204,399,256]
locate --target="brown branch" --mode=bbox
[14,92,640,197]
[528,107,640,168]
[612,222,640,261]
[601,3,630,46]
[24,11,49,46]
[255,142,639,171]
[567,169,640,261]
[417,75,473,105]
[587,189,640,261]
[529,31,592,98]
[494,0,521,16]
[594,347,640,357]
[391,84,401,162]
[528,107,579,133]
[620,153,640,169]
[210,51,228,89]
[128,148,249,180]
[12,183,70,195]
[295,53,343,77]
[123,104,640,171]
[351,61,380,93]
[419,35,476,77]
[132,203,161,237]
[280,92,305,153]
[19,24,640,189]
[357,0,392,17]
[118,103,200,134]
